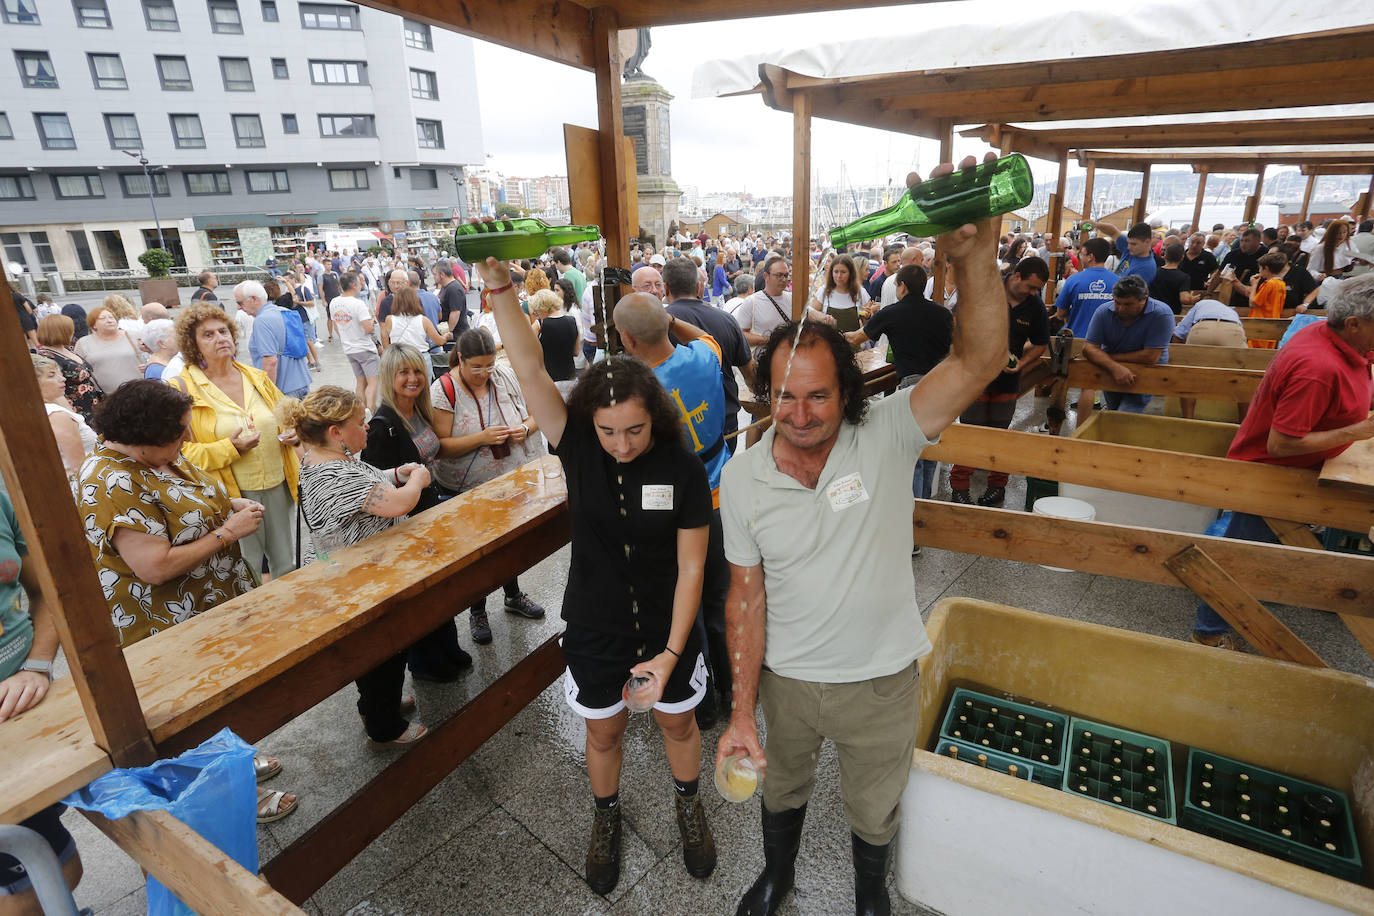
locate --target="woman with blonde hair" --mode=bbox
[36,314,103,422]
[529,288,578,384]
[33,353,97,491]
[75,304,144,392]
[169,303,300,580]
[283,385,431,744]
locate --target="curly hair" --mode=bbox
[567,355,686,452]
[91,379,193,446]
[275,385,362,448]
[175,303,238,367]
[528,288,563,318]
[102,294,138,321]
[753,321,868,426]
[524,267,550,298]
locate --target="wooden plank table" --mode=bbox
[1320,431,1374,497]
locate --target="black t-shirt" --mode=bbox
[985,295,1050,396]
[1281,266,1318,309]
[12,291,36,333]
[861,293,953,381]
[1219,247,1263,308]
[438,281,469,335]
[537,314,577,381]
[1149,267,1191,314]
[1177,250,1218,291]
[320,272,341,304]
[555,418,711,652]
[377,292,395,323]
[666,298,752,431]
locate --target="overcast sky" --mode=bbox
[470,4,1025,197]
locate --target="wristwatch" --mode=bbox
[19,659,53,681]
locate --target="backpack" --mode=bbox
[279,305,309,359]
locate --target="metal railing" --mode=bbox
[33,266,272,295]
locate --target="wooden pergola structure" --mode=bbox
[4,5,1374,913]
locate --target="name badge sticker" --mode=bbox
[642,484,674,510]
[826,472,869,512]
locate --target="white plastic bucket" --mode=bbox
[1032,497,1096,571]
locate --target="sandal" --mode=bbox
[257,788,298,824]
[368,722,428,747]
[254,755,282,783]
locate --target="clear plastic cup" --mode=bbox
[715,754,761,803]
[622,673,659,713]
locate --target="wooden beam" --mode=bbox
[1245,168,1266,226]
[1133,165,1151,225]
[82,809,303,915]
[1167,343,1275,370]
[0,273,155,767]
[261,635,566,903]
[1264,517,1374,658]
[591,8,632,268]
[1081,149,1374,168]
[354,0,592,69]
[910,502,1374,617]
[1064,360,1264,401]
[608,0,932,29]
[1237,317,1289,341]
[1300,174,1317,221]
[1081,163,1095,221]
[1163,546,1328,667]
[792,90,812,319]
[921,424,1374,533]
[962,117,1374,151]
[1300,164,1374,177]
[1191,170,1208,234]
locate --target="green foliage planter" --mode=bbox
[138,248,176,278]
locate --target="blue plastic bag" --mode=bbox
[64,728,258,916]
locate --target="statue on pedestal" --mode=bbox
[623,28,652,81]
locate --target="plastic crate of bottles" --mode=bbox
[938,688,1068,786]
[1062,718,1175,824]
[935,738,1036,781]
[1320,526,1374,556]
[1181,749,1363,883]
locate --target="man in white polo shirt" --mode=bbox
[717,156,1007,916]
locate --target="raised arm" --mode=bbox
[473,255,567,447]
[908,155,1010,438]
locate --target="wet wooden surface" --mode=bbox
[1320,432,1374,496]
[0,456,569,824]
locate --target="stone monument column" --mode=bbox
[619,29,679,247]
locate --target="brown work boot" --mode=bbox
[1190,630,1245,652]
[585,802,622,895]
[675,791,717,878]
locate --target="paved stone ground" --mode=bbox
[42,325,1373,916]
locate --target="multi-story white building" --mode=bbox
[0,0,484,275]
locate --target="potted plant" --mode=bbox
[137,248,179,308]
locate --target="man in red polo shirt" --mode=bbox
[1192,274,1374,649]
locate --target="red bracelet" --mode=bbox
[487,282,514,296]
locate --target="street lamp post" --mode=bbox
[123,149,166,250]
[448,167,468,221]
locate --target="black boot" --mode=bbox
[585,802,622,895]
[736,804,806,916]
[851,832,892,916]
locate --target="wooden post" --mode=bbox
[932,119,955,305]
[1244,168,1265,225]
[1300,174,1317,222]
[1132,164,1152,225]
[792,90,812,319]
[0,272,155,766]
[1191,170,1208,234]
[1081,163,1096,222]
[1045,149,1069,300]
[590,9,631,269]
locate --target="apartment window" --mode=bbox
[103,113,141,150]
[220,57,253,91]
[299,2,356,28]
[259,0,275,19]
[318,114,374,137]
[232,114,264,147]
[156,56,192,90]
[185,171,230,195]
[34,113,75,149]
[0,113,12,139]
[207,0,240,33]
[53,174,104,199]
[246,169,289,193]
[309,60,366,85]
[170,113,204,148]
[2,0,40,23]
[119,171,169,197]
[415,119,443,149]
[88,53,126,89]
[281,113,298,133]
[271,57,288,79]
[142,0,177,29]
[73,0,110,26]
[410,168,437,190]
[0,176,36,200]
[16,51,57,88]
[402,19,430,50]
[328,168,367,190]
[409,68,437,100]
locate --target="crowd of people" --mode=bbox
[4,164,1374,913]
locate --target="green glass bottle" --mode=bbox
[451,218,600,262]
[827,154,1035,247]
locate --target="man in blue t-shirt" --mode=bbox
[1052,237,1118,337]
[238,280,312,398]
[1097,220,1158,285]
[1080,274,1174,415]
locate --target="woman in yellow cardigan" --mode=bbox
[168,304,301,580]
